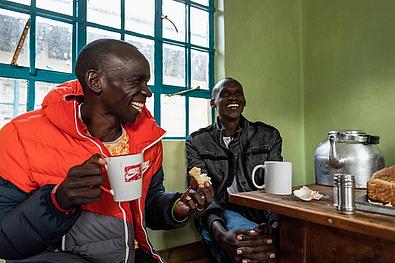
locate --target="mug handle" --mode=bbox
[251,164,266,189]
[101,164,114,195]
[100,185,114,195]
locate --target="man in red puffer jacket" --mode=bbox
[0,39,214,263]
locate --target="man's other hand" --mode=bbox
[56,154,106,210]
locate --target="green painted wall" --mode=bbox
[303,0,395,182]
[223,0,306,185]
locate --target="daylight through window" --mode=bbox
[0,0,214,138]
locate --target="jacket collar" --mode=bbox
[42,80,165,154]
[214,115,248,136]
[213,115,249,149]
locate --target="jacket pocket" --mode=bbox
[246,146,270,173]
[200,152,228,161]
[246,145,270,155]
[199,151,229,184]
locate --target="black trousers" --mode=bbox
[135,248,159,263]
[6,252,91,263]
[6,249,161,263]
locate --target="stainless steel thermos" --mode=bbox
[333,174,355,214]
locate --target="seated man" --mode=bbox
[185,77,282,263]
[0,39,213,263]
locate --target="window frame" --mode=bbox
[0,0,215,139]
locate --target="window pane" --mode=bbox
[87,27,121,43]
[125,35,154,85]
[145,95,154,116]
[36,17,72,72]
[163,44,185,86]
[125,0,154,36]
[189,97,211,133]
[162,0,185,42]
[161,95,185,137]
[0,77,27,127]
[0,9,29,67]
[193,0,208,6]
[191,7,209,47]
[37,0,73,16]
[34,82,58,109]
[191,49,209,90]
[7,0,30,5]
[87,0,120,29]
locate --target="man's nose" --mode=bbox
[228,94,237,101]
[141,81,152,97]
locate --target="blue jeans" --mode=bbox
[201,210,258,263]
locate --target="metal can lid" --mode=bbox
[327,130,380,144]
[333,174,355,184]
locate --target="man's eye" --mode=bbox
[127,79,143,85]
[136,78,149,84]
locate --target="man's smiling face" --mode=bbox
[99,48,152,125]
[211,79,246,122]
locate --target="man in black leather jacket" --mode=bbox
[185,77,283,263]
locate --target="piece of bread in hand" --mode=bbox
[367,165,395,204]
[188,167,211,188]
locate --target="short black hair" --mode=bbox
[75,39,137,87]
[211,77,243,99]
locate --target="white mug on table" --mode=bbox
[251,161,292,195]
[102,153,144,202]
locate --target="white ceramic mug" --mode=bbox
[251,161,292,194]
[103,153,144,202]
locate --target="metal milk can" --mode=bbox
[314,130,385,189]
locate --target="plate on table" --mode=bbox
[355,194,395,217]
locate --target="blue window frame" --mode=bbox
[0,0,215,139]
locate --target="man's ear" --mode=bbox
[85,70,102,94]
[210,98,215,108]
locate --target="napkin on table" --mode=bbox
[293,186,324,201]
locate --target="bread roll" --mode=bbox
[188,167,211,188]
[367,165,395,204]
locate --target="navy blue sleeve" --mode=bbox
[144,167,188,230]
[0,178,80,260]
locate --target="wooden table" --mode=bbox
[229,184,395,263]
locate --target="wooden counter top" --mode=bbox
[229,184,395,242]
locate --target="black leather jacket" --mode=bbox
[185,116,283,233]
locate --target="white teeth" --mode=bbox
[227,104,239,108]
[131,102,144,112]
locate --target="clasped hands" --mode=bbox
[216,223,277,263]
